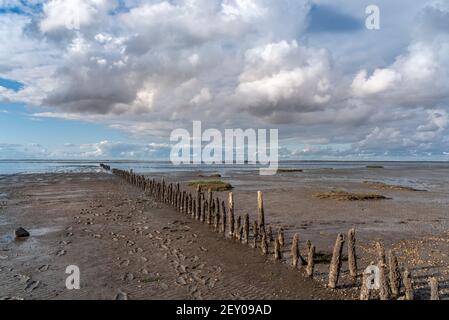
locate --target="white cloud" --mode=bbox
[1,0,449,159]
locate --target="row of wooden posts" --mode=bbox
[110,167,441,300]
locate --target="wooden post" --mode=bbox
[306,244,315,278]
[234,216,241,241]
[257,191,265,232]
[215,209,220,232]
[429,277,439,300]
[376,241,386,265]
[328,233,345,289]
[221,201,226,235]
[267,226,273,242]
[274,237,282,260]
[203,200,208,224]
[207,189,213,225]
[188,194,193,217]
[360,262,374,300]
[378,261,391,300]
[388,250,401,299]
[261,233,268,255]
[403,269,414,300]
[214,198,220,232]
[347,228,357,281]
[291,233,299,268]
[215,197,220,227]
[243,214,250,244]
[277,227,284,248]
[210,199,215,225]
[181,191,185,213]
[203,200,208,221]
[196,185,202,220]
[252,220,259,248]
[228,192,234,238]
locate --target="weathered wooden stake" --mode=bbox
[277,227,284,248]
[429,277,439,300]
[328,233,345,289]
[306,244,315,278]
[261,233,268,255]
[378,261,391,300]
[228,192,235,238]
[291,233,299,268]
[376,241,386,265]
[202,200,208,223]
[267,226,273,242]
[234,216,241,241]
[252,220,259,248]
[388,250,401,299]
[196,185,202,220]
[360,262,374,300]
[221,201,226,235]
[257,191,265,232]
[207,189,213,225]
[347,228,357,281]
[403,269,414,300]
[274,237,282,260]
[243,214,250,244]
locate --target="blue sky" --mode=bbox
[1,0,449,160]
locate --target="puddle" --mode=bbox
[0,234,14,244]
[29,226,63,236]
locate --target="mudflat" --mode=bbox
[0,173,345,300]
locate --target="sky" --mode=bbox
[1,0,449,160]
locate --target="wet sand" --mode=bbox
[1,168,448,300]
[0,173,344,300]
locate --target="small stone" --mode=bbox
[15,227,30,238]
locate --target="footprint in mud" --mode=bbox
[115,290,128,300]
[14,274,30,283]
[122,272,134,282]
[176,276,188,286]
[25,279,40,292]
[56,249,66,256]
[119,259,130,267]
[37,265,49,272]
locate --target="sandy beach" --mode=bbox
[0,167,448,300]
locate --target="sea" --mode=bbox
[1,159,449,175]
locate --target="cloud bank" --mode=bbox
[1,0,449,159]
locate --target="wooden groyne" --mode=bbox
[110,167,438,300]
